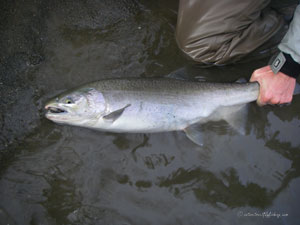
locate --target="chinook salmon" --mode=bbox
[44,77,297,145]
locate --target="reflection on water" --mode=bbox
[1,106,299,224]
[0,0,300,224]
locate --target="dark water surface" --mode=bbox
[1,0,300,224]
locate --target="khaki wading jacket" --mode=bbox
[176,0,300,65]
[279,5,300,63]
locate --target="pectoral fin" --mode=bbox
[103,104,131,123]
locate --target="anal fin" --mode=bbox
[216,104,248,135]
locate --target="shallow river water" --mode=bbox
[1,0,300,225]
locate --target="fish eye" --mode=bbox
[65,98,74,104]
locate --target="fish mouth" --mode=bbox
[44,102,76,123]
[47,106,67,114]
[45,104,68,118]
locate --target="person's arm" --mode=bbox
[250,5,300,105]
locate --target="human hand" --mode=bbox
[250,65,296,106]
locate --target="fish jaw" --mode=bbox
[45,100,101,128]
[45,102,72,123]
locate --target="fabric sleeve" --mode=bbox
[278,5,300,63]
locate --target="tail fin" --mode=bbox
[294,82,300,95]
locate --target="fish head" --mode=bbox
[45,87,106,127]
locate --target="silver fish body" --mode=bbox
[45,78,259,133]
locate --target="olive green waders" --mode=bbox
[176,0,288,65]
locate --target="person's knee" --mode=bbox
[175,0,282,65]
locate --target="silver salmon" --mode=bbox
[45,78,261,144]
